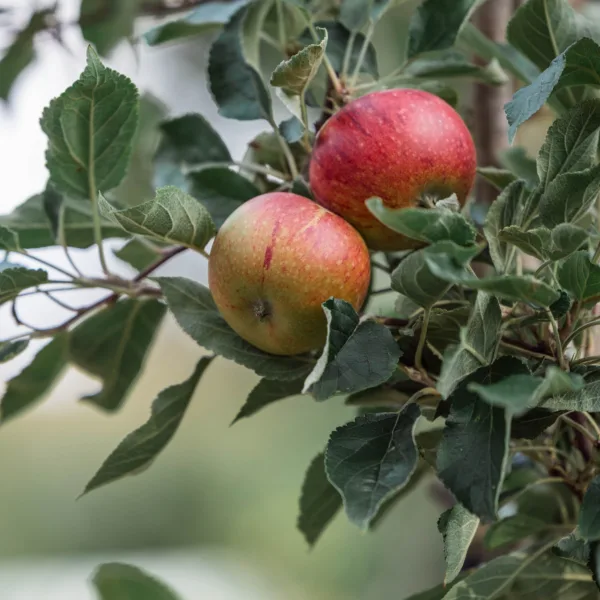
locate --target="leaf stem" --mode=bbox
[260,32,282,52]
[499,340,556,362]
[350,22,375,87]
[371,259,391,273]
[299,95,312,152]
[275,0,287,51]
[0,332,33,345]
[341,30,357,79]
[571,354,600,367]
[17,251,76,280]
[561,415,598,443]
[269,119,299,179]
[90,188,110,275]
[580,411,600,440]
[564,317,600,348]
[308,23,343,95]
[593,239,600,263]
[546,309,567,370]
[195,161,288,181]
[58,203,83,277]
[415,306,431,375]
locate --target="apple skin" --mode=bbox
[208,192,371,356]
[309,89,477,251]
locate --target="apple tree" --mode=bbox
[3,0,600,597]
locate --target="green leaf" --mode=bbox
[443,552,596,599]
[391,243,479,309]
[425,244,561,307]
[499,146,539,190]
[538,100,600,191]
[84,357,212,495]
[40,46,139,200]
[469,366,584,417]
[279,117,304,143]
[68,299,166,412]
[156,276,313,380]
[499,223,586,262]
[0,194,127,250]
[505,38,600,143]
[0,225,20,251]
[366,198,476,247]
[302,299,401,402]
[507,0,590,72]
[505,54,566,143]
[232,378,304,424]
[325,404,420,529]
[539,165,600,228]
[540,379,600,412]
[498,226,549,261]
[0,9,51,101]
[144,0,249,45]
[188,167,261,228]
[437,359,515,521]
[477,167,517,191]
[297,452,342,546]
[558,251,600,302]
[114,239,162,271]
[484,180,528,274]
[270,27,328,96]
[240,0,274,69]
[407,0,479,59]
[404,583,456,600]
[436,293,502,399]
[554,532,590,564]
[406,52,509,86]
[208,7,273,121]
[484,514,549,550]
[589,542,600,591]
[438,504,480,584]
[471,372,537,412]
[339,0,372,31]
[80,0,140,56]
[0,339,28,364]
[0,265,48,305]
[154,113,232,189]
[580,476,600,542]
[0,333,69,423]
[92,563,180,600]
[300,21,379,78]
[99,187,216,251]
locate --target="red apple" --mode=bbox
[309,89,477,251]
[208,192,371,356]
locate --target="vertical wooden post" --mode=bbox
[473,0,514,205]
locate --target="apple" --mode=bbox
[208,192,371,356]
[309,89,477,251]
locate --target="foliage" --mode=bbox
[4,0,600,597]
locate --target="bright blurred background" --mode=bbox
[2,0,599,598]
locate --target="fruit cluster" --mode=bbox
[209,89,477,355]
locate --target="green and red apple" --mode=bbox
[208,192,371,356]
[309,89,477,251]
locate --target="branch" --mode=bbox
[17,246,188,339]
